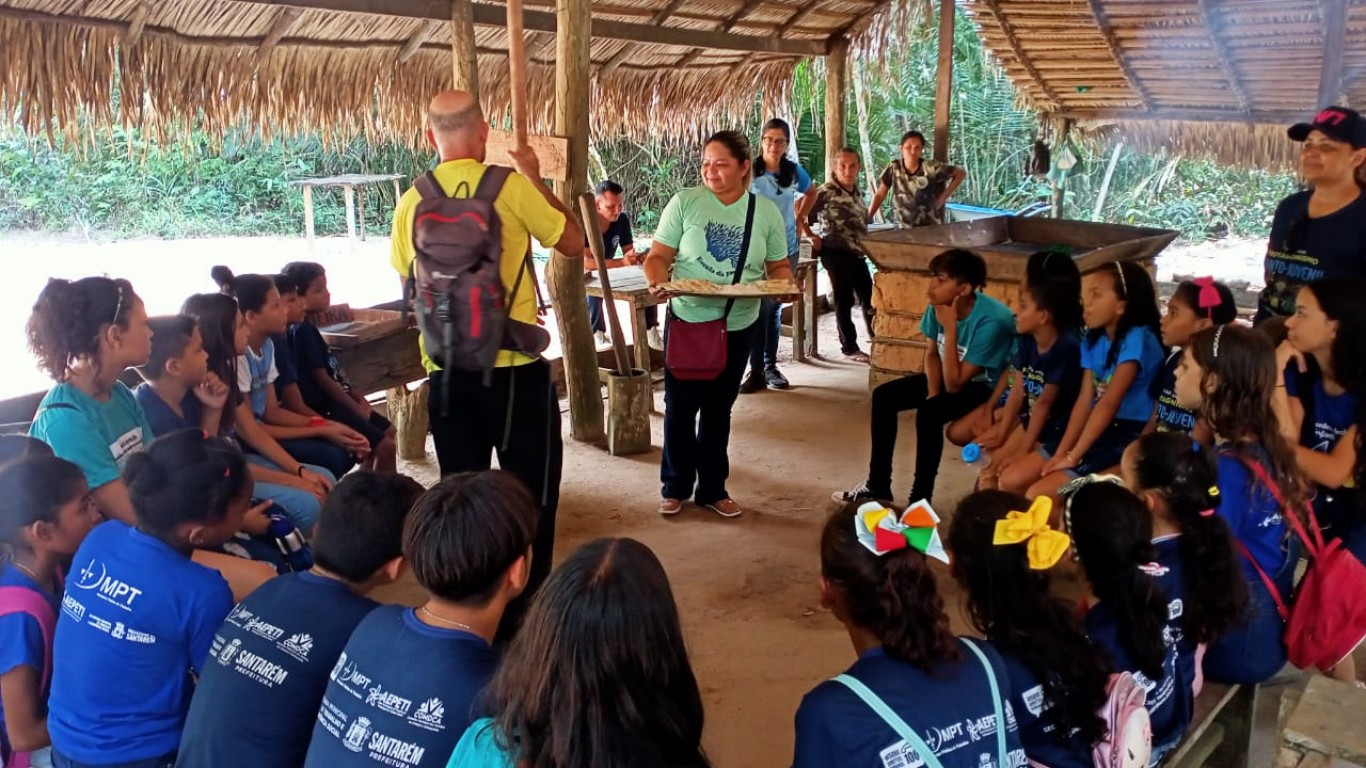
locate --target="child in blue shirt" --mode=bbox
[305,470,540,768]
[210,267,367,481]
[836,249,1016,507]
[448,538,709,768]
[282,261,397,473]
[1066,480,1194,760]
[791,501,1025,768]
[946,491,1110,768]
[0,455,100,766]
[47,431,249,768]
[1147,279,1236,440]
[179,472,423,768]
[182,292,335,534]
[1012,261,1164,502]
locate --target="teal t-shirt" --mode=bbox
[654,187,788,331]
[29,382,155,490]
[447,718,513,767]
[919,293,1017,387]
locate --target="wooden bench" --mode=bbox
[1167,666,1307,768]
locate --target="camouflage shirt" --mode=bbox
[808,180,869,252]
[879,159,957,227]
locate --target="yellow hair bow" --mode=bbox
[992,497,1071,570]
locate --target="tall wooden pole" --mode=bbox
[825,37,849,181]
[507,0,529,148]
[450,0,479,94]
[931,0,955,163]
[551,0,605,442]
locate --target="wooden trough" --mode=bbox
[861,217,1179,389]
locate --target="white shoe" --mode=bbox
[647,327,664,351]
[593,331,610,349]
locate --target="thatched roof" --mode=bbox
[963,0,1366,169]
[0,0,896,143]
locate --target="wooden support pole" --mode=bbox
[1051,117,1073,219]
[450,0,479,95]
[507,0,529,149]
[825,37,849,181]
[1318,0,1348,108]
[931,0,955,164]
[552,0,606,443]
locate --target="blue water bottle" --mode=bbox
[961,443,991,469]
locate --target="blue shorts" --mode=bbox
[1204,538,1298,685]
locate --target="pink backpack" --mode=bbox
[1093,671,1152,768]
[0,586,56,768]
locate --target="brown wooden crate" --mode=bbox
[871,339,927,374]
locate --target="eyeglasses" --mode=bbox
[761,137,790,147]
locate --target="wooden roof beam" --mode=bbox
[122,2,150,47]
[398,19,443,63]
[1318,0,1348,107]
[670,0,770,70]
[257,7,304,64]
[1059,106,1301,123]
[981,0,1059,107]
[727,0,827,74]
[1197,0,1251,115]
[1085,0,1152,112]
[598,0,692,78]
[233,0,828,55]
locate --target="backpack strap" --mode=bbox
[0,586,56,695]
[961,638,1009,768]
[413,171,444,200]
[474,166,513,203]
[830,674,947,768]
[1231,450,1327,556]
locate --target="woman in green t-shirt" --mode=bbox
[644,131,792,518]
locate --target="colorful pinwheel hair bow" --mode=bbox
[854,501,949,563]
[992,497,1071,570]
[1192,276,1223,317]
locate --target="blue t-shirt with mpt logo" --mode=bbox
[47,520,232,763]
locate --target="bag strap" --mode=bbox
[720,193,758,321]
[961,638,1009,768]
[1232,451,1327,556]
[0,586,56,695]
[830,674,947,768]
[1235,540,1291,622]
[474,165,513,203]
[413,171,443,200]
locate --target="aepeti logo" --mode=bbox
[74,558,143,611]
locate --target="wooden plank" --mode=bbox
[451,0,479,94]
[484,129,569,182]
[932,0,955,164]
[334,327,427,396]
[1318,0,1348,107]
[825,37,848,182]
[552,0,606,443]
[231,0,830,56]
[980,0,1059,108]
[1284,676,1366,766]
[870,338,927,374]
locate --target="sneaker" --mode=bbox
[593,331,610,349]
[647,327,664,351]
[739,370,767,394]
[764,365,790,390]
[704,498,743,518]
[830,482,892,505]
[659,498,684,516]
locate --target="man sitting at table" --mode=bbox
[586,179,661,351]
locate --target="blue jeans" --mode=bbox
[53,750,174,768]
[748,252,799,371]
[245,454,336,532]
[661,322,757,504]
[1204,537,1298,684]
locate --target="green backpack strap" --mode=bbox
[830,674,947,768]
[961,637,1009,767]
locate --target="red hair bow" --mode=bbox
[1192,276,1221,314]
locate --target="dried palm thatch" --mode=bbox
[0,0,892,145]
[962,0,1366,169]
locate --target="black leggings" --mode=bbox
[866,373,993,504]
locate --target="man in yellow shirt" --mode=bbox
[391,90,585,626]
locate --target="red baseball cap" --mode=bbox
[1288,106,1366,148]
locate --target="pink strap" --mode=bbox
[1235,540,1290,622]
[1235,455,1326,557]
[0,587,56,693]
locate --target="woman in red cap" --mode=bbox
[1256,106,1366,324]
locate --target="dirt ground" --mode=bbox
[370,311,981,767]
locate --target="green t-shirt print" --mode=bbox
[653,187,787,331]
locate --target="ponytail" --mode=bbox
[124,430,249,538]
[820,503,959,671]
[1067,482,1170,680]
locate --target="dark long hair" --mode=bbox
[1304,278,1366,502]
[754,117,798,188]
[124,430,250,539]
[1028,276,1084,332]
[211,266,276,314]
[821,502,959,670]
[27,277,139,380]
[1129,433,1249,643]
[0,456,87,552]
[181,292,242,429]
[1087,261,1161,372]
[947,491,1110,746]
[1171,280,1237,325]
[1187,324,1310,511]
[487,538,709,768]
[1067,483,1169,680]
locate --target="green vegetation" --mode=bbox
[1,7,1298,241]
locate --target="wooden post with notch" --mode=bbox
[932,0,955,164]
[825,37,849,181]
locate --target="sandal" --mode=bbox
[843,350,871,364]
[704,498,743,518]
[659,498,684,516]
